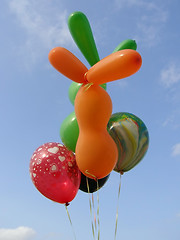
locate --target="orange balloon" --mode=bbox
[48,47,88,83]
[75,84,118,179]
[85,49,142,85]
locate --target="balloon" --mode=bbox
[79,173,110,193]
[29,142,81,204]
[68,82,82,105]
[85,49,142,85]
[48,47,88,83]
[60,111,79,152]
[68,11,100,67]
[107,113,149,173]
[68,82,107,105]
[75,83,118,179]
[113,39,137,53]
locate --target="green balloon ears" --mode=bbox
[68,11,107,105]
[113,39,137,53]
[68,12,137,67]
[68,11,100,67]
[68,12,138,105]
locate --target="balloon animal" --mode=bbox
[49,18,142,179]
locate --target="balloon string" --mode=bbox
[65,204,77,240]
[92,194,97,233]
[96,180,100,240]
[84,82,93,91]
[86,177,96,240]
[114,173,122,240]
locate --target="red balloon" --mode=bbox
[29,142,81,204]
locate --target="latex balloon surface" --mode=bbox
[107,113,149,173]
[29,142,81,204]
[79,173,110,193]
[75,84,118,179]
[68,82,107,105]
[68,11,100,66]
[113,39,137,53]
[48,47,88,83]
[85,49,142,85]
[60,111,79,152]
[68,82,83,105]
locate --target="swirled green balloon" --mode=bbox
[107,112,149,173]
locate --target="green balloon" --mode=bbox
[113,39,137,53]
[60,111,79,152]
[68,82,107,105]
[100,83,107,91]
[68,11,100,66]
[68,82,82,105]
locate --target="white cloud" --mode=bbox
[162,115,174,127]
[160,63,180,88]
[0,227,36,240]
[162,109,180,129]
[8,0,72,67]
[115,0,168,47]
[172,143,180,157]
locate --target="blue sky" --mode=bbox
[0,0,180,239]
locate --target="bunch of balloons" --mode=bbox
[29,11,149,205]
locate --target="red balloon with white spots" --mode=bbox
[29,142,81,204]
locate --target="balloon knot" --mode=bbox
[85,170,97,180]
[84,72,88,83]
[65,202,70,207]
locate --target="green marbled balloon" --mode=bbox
[107,112,149,173]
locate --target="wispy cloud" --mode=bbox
[162,115,174,127]
[162,109,180,129]
[160,63,180,129]
[115,0,154,8]
[160,63,180,88]
[8,0,72,68]
[172,143,180,157]
[115,0,168,47]
[0,227,36,240]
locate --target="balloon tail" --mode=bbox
[86,177,96,240]
[114,173,122,240]
[65,204,77,240]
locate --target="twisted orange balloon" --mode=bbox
[48,47,142,179]
[75,84,118,179]
[85,49,142,85]
[48,47,88,83]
